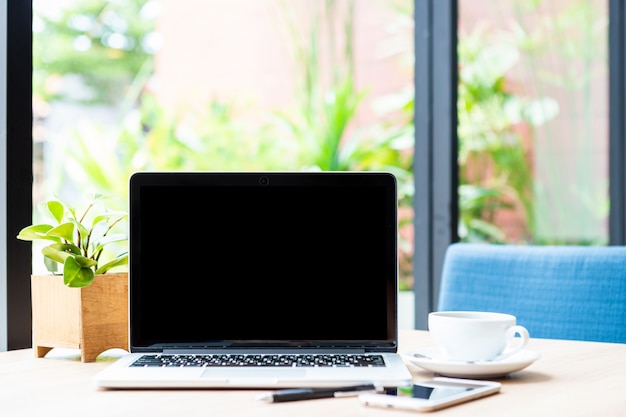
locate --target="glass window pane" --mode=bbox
[458,0,608,245]
[32,1,415,288]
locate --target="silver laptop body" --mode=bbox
[93,171,412,389]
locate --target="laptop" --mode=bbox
[93,171,412,389]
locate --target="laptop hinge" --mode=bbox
[161,348,367,355]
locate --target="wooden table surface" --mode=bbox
[2,330,626,417]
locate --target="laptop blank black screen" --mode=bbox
[129,172,398,351]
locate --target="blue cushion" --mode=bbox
[437,243,626,343]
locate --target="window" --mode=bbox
[458,0,609,246]
[3,0,626,348]
[414,0,626,328]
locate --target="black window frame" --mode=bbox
[609,0,626,245]
[412,0,458,329]
[5,0,34,349]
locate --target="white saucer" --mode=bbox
[403,347,541,379]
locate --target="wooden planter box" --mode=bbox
[31,272,129,363]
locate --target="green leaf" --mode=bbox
[94,233,128,252]
[92,212,128,229]
[16,224,59,242]
[45,200,65,224]
[63,257,95,288]
[72,254,98,268]
[43,256,59,274]
[70,219,90,247]
[46,222,75,242]
[96,254,129,274]
[42,243,81,265]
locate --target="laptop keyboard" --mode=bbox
[130,354,386,368]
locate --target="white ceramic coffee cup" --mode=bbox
[428,311,530,362]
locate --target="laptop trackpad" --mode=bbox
[201,367,306,381]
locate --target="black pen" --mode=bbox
[256,383,384,403]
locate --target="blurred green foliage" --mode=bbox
[457,24,557,243]
[34,0,415,285]
[33,0,157,104]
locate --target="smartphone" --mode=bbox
[359,377,501,412]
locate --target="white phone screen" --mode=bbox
[397,380,487,400]
[360,378,502,412]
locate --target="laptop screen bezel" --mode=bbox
[128,171,399,353]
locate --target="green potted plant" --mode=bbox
[17,194,128,287]
[17,195,130,362]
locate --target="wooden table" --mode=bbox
[2,330,626,416]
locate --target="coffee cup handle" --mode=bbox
[493,325,530,361]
